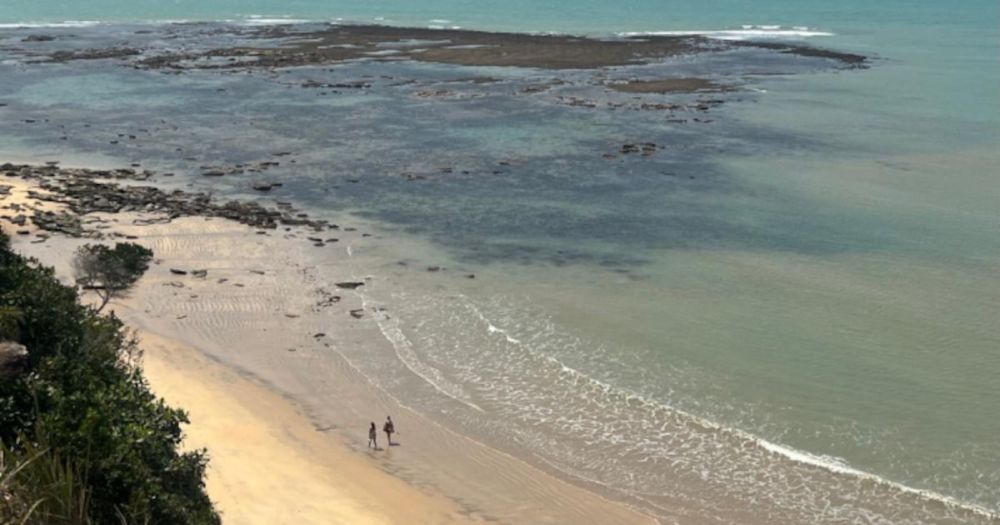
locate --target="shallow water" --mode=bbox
[1,3,998,522]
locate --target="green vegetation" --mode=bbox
[73,243,154,313]
[0,232,218,524]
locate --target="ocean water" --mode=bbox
[1,1,998,523]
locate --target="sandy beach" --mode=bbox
[138,332,473,525]
[0,172,659,525]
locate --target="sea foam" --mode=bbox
[619,25,834,41]
[0,20,102,28]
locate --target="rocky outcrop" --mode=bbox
[3,164,333,236]
[48,48,141,62]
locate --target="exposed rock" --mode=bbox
[1,164,329,235]
[134,24,864,72]
[48,48,141,62]
[0,341,28,379]
[314,291,341,309]
[618,142,660,157]
[30,211,86,237]
[606,78,732,94]
[169,268,188,275]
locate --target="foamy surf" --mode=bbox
[239,15,312,26]
[471,301,996,520]
[755,439,1000,520]
[356,289,485,414]
[0,20,101,28]
[359,286,998,524]
[619,25,834,41]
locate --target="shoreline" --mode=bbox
[4,162,998,523]
[0,172,662,525]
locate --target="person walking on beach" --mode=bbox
[368,422,378,449]
[383,416,395,446]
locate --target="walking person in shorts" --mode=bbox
[383,416,395,446]
[368,422,378,449]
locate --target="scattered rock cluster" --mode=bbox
[620,143,660,156]
[602,143,663,160]
[200,158,283,178]
[301,80,371,89]
[556,96,725,115]
[2,163,153,181]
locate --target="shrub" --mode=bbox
[73,243,154,313]
[0,231,218,524]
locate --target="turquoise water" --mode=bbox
[1,1,998,523]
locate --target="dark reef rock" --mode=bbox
[133,25,866,72]
[0,164,331,237]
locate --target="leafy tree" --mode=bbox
[72,243,153,313]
